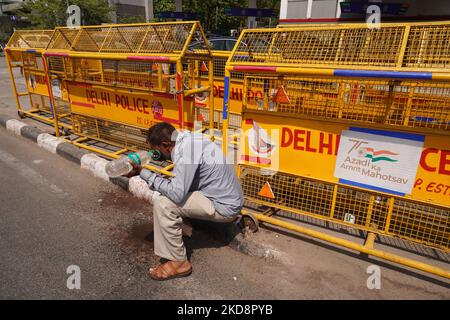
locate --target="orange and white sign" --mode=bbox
[258,181,275,199]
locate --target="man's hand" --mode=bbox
[122,161,142,178]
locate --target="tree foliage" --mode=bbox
[17,0,112,29]
[16,0,281,34]
[116,15,146,24]
[181,0,241,34]
[181,0,280,34]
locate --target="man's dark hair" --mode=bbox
[147,122,176,146]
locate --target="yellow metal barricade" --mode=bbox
[194,51,243,134]
[43,22,215,158]
[224,22,450,278]
[5,30,72,132]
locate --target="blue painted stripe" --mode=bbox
[334,69,432,80]
[222,76,230,120]
[339,179,406,197]
[414,116,436,123]
[233,54,250,60]
[26,49,36,53]
[349,127,425,142]
[263,79,269,94]
[49,100,54,117]
[413,116,450,125]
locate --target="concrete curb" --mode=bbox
[37,133,66,154]
[129,176,160,203]
[56,142,91,165]
[0,114,10,127]
[20,126,43,143]
[109,176,130,191]
[6,119,27,136]
[0,116,274,260]
[80,153,110,181]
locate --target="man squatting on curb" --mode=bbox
[128,122,244,281]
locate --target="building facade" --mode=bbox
[279,0,450,24]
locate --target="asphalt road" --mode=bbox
[0,125,284,299]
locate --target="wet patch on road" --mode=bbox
[95,187,158,268]
[97,189,148,212]
[130,222,154,242]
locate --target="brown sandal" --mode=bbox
[148,260,192,281]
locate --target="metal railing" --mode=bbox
[43,22,215,158]
[5,29,72,132]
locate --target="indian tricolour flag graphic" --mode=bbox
[359,147,399,163]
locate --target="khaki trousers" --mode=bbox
[152,191,237,262]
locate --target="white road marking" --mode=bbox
[0,148,65,195]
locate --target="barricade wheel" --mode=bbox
[18,111,26,119]
[240,214,259,233]
[61,128,71,136]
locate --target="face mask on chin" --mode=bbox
[158,142,173,162]
[159,150,171,162]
